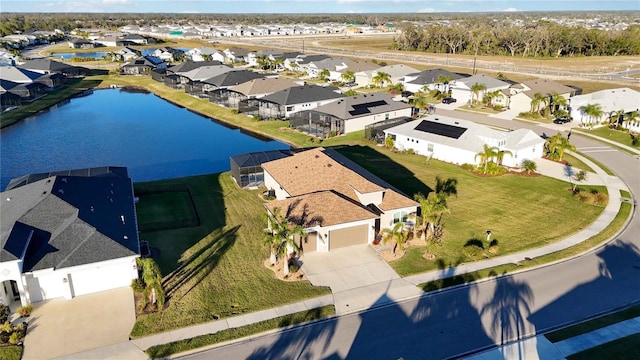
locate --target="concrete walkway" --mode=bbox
[572,129,640,156]
[466,316,640,360]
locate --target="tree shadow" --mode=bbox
[163,225,239,300]
[529,241,640,341]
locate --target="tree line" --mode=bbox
[393,21,640,57]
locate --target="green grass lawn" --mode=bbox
[0,346,22,360]
[129,173,331,338]
[331,145,606,277]
[145,305,335,359]
[135,188,199,232]
[562,153,594,173]
[567,333,640,360]
[582,126,640,150]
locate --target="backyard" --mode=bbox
[130,173,330,337]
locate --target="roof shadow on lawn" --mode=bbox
[328,144,433,197]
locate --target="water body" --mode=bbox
[52,52,109,60]
[1,88,289,190]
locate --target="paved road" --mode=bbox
[179,113,639,360]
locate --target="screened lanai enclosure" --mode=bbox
[209,89,247,108]
[230,150,292,188]
[238,98,285,120]
[289,111,345,138]
[364,116,413,143]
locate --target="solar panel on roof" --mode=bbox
[414,120,467,139]
[347,100,388,116]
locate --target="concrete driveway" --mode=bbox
[22,287,136,360]
[301,245,423,314]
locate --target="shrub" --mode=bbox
[0,305,8,324]
[131,278,145,293]
[231,109,239,114]
[521,159,537,174]
[463,243,485,260]
[16,305,33,317]
[460,163,475,171]
[8,332,20,345]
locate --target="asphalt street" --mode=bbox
[178,112,639,360]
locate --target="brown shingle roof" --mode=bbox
[262,147,417,211]
[265,190,377,227]
[228,77,299,96]
[522,79,576,96]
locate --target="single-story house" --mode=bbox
[121,56,166,75]
[120,34,149,45]
[0,91,21,112]
[449,74,511,105]
[187,47,226,62]
[0,79,48,102]
[262,147,418,252]
[384,115,545,168]
[285,54,330,72]
[355,64,419,88]
[113,47,140,62]
[67,38,94,49]
[215,77,301,108]
[239,84,343,120]
[569,88,640,126]
[151,47,185,62]
[0,167,140,306]
[185,70,264,97]
[230,149,292,188]
[162,61,226,88]
[289,92,413,137]
[18,59,90,77]
[402,69,466,94]
[223,47,250,64]
[506,79,578,114]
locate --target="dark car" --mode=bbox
[442,97,457,104]
[553,116,571,124]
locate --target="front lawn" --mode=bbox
[332,145,606,277]
[130,173,330,337]
[567,334,640,360]
[582,126,640,150]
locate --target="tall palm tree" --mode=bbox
[578,103,604,126]
[264,207,305,276]
[610,109,625,127]
[470,82,487,105]
[555,135,576,161]
[530,92,545,115]
[341,70,355,84]
[623,110,640,129]
[414,192,449,242]
[437,74,454,94]
[495,149,513,165]
[412,91,428,115]
[483,89,502,107]
[318,68,330,81]
[475,144,499,174]
[550,91,568,115]
[372,71,391,88]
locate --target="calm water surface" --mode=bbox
[1,89,288,189]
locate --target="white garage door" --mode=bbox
[26,272,66,303]
[70,262,134,297]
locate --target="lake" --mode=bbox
[1,88,289,190]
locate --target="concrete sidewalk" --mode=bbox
[466,316,640,360]
[572,129,640,156]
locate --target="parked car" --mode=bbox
[442,97,457,104]
[553,116,571,124]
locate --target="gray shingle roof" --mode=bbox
[309,92,411,120]
[167,61,227,74]
[260,84,342,105]
[458,74,510,89]
[405,69,466,86]
[203,70,264,87]
[0,66,43,83]
[1,168,139,271]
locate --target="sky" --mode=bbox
[0,0,638,14]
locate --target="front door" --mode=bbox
[10,281,19,301]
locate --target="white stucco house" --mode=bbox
[187,47,226,62]
[384,115,545,168]
[449,74,511,105]
[262,147,418,252]
[568,88,640,126]
[505,79,577,114]
[0,167,140,307]
[401,69,466,94]
[355,64,419,88]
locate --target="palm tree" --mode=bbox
[437,74,454,94]
[341,70,355,84]
[414,192,449,243]
[545,132,575,161]
[578,103,604,126]
[264,207,305,276]
[435,176,458,198]
[610,109,625,127]
[550,91,568,115]
[381,221,408,254]
[475,144,499,174]
[623,110,640,129]
[483,90,501,107]
[470,82,487,105]
[521,159,537,174]
[555,135,576,161]
[495,149,513,166]
[318,68,330,81]
[372,71,391,88]
[530,92,545,115]
[140,258,164,311]
[411,91,428,115]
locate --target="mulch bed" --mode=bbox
[263,258,306,282]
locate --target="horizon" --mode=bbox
[1,0,638,14]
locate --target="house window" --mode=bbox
[286,106,294,111]
[393,211,408,224]
[385,113,390,120]
[427,143,434,152]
